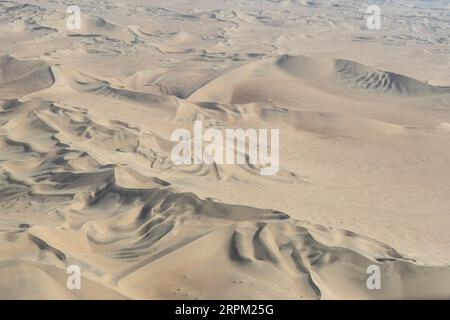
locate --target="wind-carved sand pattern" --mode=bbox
[1,0,450,299]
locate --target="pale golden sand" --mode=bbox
[0,0,450,299]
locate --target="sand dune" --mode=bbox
[190,55,450,104]
[0,55,54,98]
[1,0,450,300]
[278,55,450,96]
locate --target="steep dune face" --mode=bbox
[1,0,450,300]
[0,56,54,98]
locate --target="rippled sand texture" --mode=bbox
[1,0,450,299]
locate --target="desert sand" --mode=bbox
[1,0,450,299]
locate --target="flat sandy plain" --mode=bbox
[1,0,450,299]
